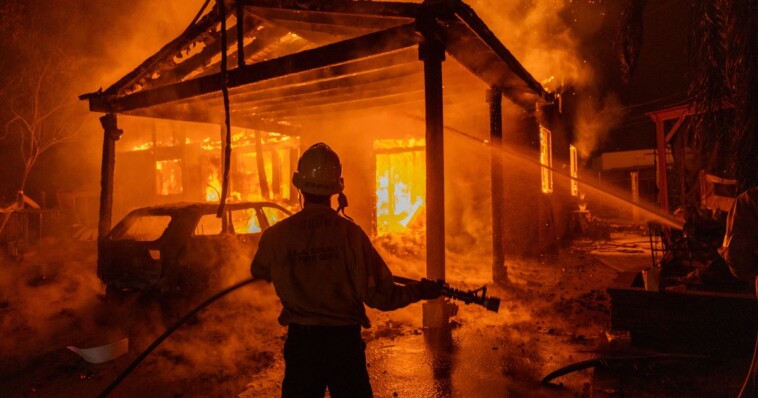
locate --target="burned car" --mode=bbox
[100,202,291,298]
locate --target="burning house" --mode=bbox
[80,0,570,279]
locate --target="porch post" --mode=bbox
[418,12,448,328]
[487,87,507,284]
[98,113,123,244]
[653,117,669,212]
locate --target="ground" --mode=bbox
[0,231,751,397]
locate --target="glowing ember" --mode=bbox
[374,138,426,236]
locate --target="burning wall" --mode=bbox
[112,116,299,221]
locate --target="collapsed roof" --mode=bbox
[80,0,550,132]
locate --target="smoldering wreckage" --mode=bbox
[0,0,756,397]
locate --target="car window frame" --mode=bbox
[109,212,175,243]
[258,203,291,229]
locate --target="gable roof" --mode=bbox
[81,0,550,131]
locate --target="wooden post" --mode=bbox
[255,131,271,199]
[630,171,640,222]
[418,12,449,328]
[653,118,669,212]
[487,87,507,284]
[97,114,123,244]
[235,0,245,69]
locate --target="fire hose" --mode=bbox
[97,276,499,396]
[97,278,255,398]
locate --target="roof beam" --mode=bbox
[247,6,411,31]
[227,76,425,114]
[246,79,476,119]
[253,90,427,119]
[126,105,301,135]
[192,34,313,81]
[151,17,270,87]
[261,18,377,39]
[188,55,421,109]
[241,0,419,20]
[102,5,223,96]
[221,68,472,113]
[88,22,420,113]
[449,2,547,105]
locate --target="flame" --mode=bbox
[118,118,297,205]
[155,159,183,195]
[131,142,153,151]
[231,209,262,234]
[206,169,222,202]
[374,139,426,236]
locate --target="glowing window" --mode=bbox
[569,145,578,196]
[374,138,426,236]
[155,159,183,195]
[539,126,553,194]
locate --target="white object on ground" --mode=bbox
[67,338,129,364]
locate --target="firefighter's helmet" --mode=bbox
[292,143,344,196]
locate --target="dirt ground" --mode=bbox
[0,232,752,397]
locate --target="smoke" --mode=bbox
[469,0,593,91]
[573,94,626,158]
[468,0,625,158]
[0,234,287,396]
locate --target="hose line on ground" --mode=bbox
[97,278,256,398]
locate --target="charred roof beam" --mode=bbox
[87,22,421,113]
[100,6,223,96]
[149,15,266,89]
[448,1,550,106]
[225,75,426,114]
[190,55,422,109]
[162,47,420,110]
[240,0,419,20]
[251,90,427,119]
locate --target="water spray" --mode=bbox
[401,113,685,230]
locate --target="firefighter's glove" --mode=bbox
[416,278,443,300]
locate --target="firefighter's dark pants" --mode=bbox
[282,324,372,398]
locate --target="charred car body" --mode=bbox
[100,202,291,298]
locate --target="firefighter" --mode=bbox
[251,142,442,398]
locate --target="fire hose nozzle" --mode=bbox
[484,297,500,313]
[394,276,501,313]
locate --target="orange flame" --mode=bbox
[374,138,426,236]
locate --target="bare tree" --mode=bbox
[2,57,84,192]
[1,0,85,191]
[0,0,86,235]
